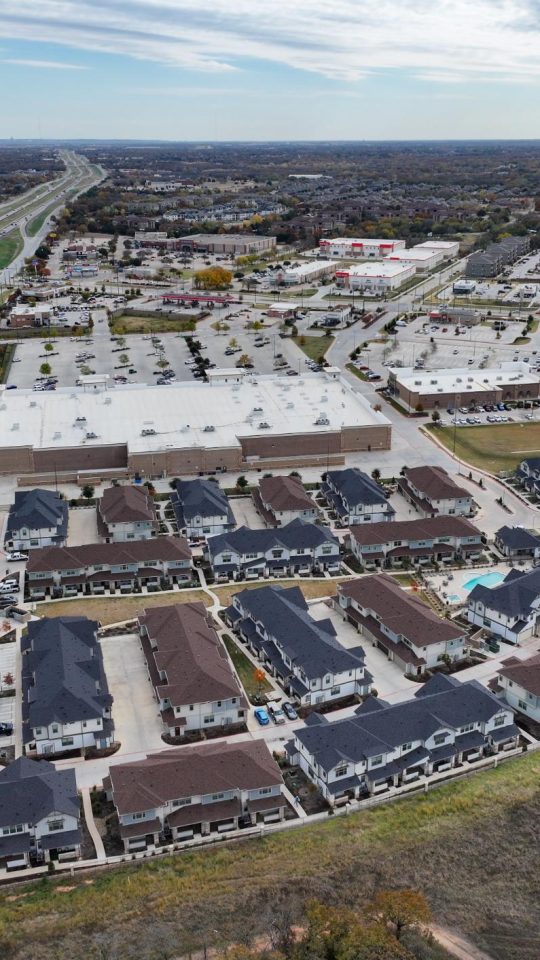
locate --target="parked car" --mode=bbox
[6,552,28,562]
[0,582,18,593]
[254,707,270,726]
[268,705,286,725]
[0,722,13,736]
[282,701,298,721]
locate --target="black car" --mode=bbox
[282,701,298,721]
[0,722,13,736]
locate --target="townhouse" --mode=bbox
[106,740,287,851]
[171,478,235,540]
[139,602,248,736]
[516,457,540,497]
[5,488,68,551]
[492,652,540,723]
[399,466,474,518]
[254,475,318,527]
[97,485,158,542]
[321,468,394,526]
[467,567,540,644]
[494,525,540,561]
[206,518,341,582]
[224,584,372,707]
[21,617,114,756]
[0,758,81,870]
[287,674,519,806]
[25,536,192,599]
[336,575,467,677]
[349,516,484,568]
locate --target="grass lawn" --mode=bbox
[1,751,539,960]
[427,423,540,474]
[0,227,23,269]
[110,314,197,335]
[37,589,211,625]
[222,632,273,699]
[26,202,58,237]
[292,333,334,362]
[346,361,369,382]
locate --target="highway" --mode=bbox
[0,150,104,286]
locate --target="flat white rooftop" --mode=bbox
[390,248,439,262]
[339,261,414,278]
[391,363,540,396]
[414,240,459,250]
[321,238,404,247]
[0,371,390,453]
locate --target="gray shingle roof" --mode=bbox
[172,479,234,527]
[21,617,113,738]
[294,676,506,771]
[495,526,540,551]
[6,489,68,541]
[208,518,339,559]
[468,566,540,620]
[326,468,388,508]
[0,756,79,828]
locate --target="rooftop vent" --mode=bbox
[203,425,216,433]
[85,432,98,440]
[258,421,271,429]
[29,401,37,408]
[141,428,156,437]
[11,422,19,431]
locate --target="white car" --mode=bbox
[6,551,28,562]
[0,582,18,593]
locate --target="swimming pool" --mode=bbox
[463,571,505,592]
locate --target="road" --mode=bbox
[0,151,104,285]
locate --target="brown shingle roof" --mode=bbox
[403,465,470,502]
[498,652,540,697]
[139,602,248,711]
[259,475,316,513]
[99,485,158,526]
[109,740,284,816]
[339,574,465,649]
[27,536,191,573]
[350,515,480,547]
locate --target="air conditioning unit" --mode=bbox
[203,425,216,433]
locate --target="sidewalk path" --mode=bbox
[81,786,106,861]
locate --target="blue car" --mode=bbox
[254,707,270,726]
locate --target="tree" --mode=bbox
[119,353,129,365]
[229,337,239,349]
[431,410,441,423]
[371,468,381,481]
[82,484,95,500]
[39,362,51,377]
[254,668,266,695]
[156,358,169,370]
[194,266,233,290]
[236,475,248,490]
[236,354,251,367]
[44,342,54,354]
[367,889,431,941]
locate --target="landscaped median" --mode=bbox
[0,227,23,270]
[0,750,538,960]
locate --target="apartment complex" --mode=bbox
[5,488,68,550]
[206,519,341,581]
[349,516,484,568]
[97,485,158,542]
[398,466,474,518]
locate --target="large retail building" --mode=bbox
[388,363,540,412]
[0,370,391,481]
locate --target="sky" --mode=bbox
[0,0,539,140]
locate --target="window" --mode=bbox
[494,715,506,726]
[211,792,224,801]
[335,764,348,778]
[330,686,341,697]
[322,546,332,555]
[131,812,146,821]
[402,742,412,752]
[217,701,222,708]
[460,723,474,734]
[259,787,272,795]
[189,705,194,711]
[172,798,191,808]
[3,825,23,835]
[518,700,528,711]
[51,725,59,734]
[61,737,74,747]
[434,732,448,745]
[203,715,215,724]
[48,819,64,832]
[371,755,383,767]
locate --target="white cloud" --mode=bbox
[0,1,539,83]
[2,57,87,69]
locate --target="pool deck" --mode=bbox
[427,563,517,607]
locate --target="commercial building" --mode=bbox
[335,261,416,293]
[178,234,276,255]
[387,363,540,412]
[205,518,341,581]
[139,602,248,736]
[25,536,192,599]
[97,485,158,542]
[336,576,467,677]
[389,247,445,271]
[0,371,392,481]
[8,305,52,328]
[321,468,395,526]
[414,240,460,259]
[5,488,68,550]
[467,567,540,645]
[21,617,114,756]
[0,758,81,870]
[349,516,484,568]
[398,466,474,519]
[254,475,318,527]
[224,584,372,706]
[287,674,519,806]
[453,279,477,295]
[278,260,337,285]
[319,238,406,259]
[106,740,287,851]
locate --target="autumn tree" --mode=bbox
[194,266,233,290]
[367,889,431,941]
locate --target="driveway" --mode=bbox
[231,496,266,529]
[67,506,99,546]
[99,633,164,761]
[308,600,415,702]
